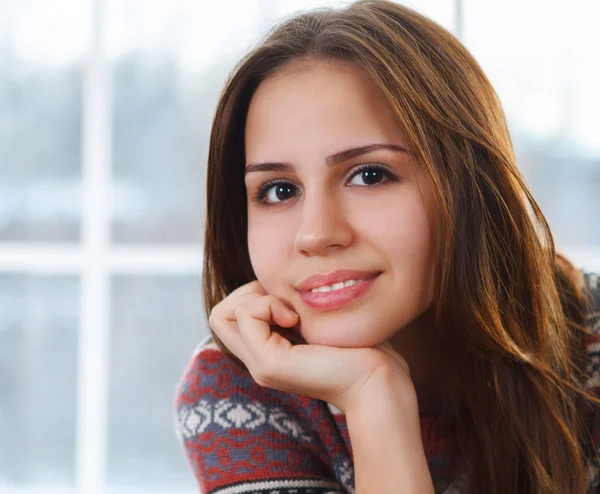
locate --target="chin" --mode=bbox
[298,317,390,348]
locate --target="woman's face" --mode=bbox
[244,60,437,348]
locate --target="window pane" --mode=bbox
[463,0,600,250]
[0,0,87,243]
[108,275,207,492]
[108,0,257,244]
[0,275,79,490]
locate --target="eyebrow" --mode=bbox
[244,143,410,174]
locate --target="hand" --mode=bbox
[208,280,416,414]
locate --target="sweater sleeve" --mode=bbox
[584,272,600,317]
[174,337,349,494]
[582,273,600,492]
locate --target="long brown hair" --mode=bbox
[201,1,598,492]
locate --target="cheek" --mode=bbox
[389,204,436,306]
[357,193,434,261]
[355,194,436,300]
[247,216,291,290]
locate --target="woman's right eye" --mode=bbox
[256,181,298,205]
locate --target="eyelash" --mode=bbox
[251,163,396,205]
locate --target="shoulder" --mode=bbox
[174,336,350,494]
[580,272,600,491]
[583,272,600,328]
[583,272,600,385]
[584,272,600,373]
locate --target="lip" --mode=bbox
[296,270,381,311]
[299,274,380,311]
[296,269,381,292]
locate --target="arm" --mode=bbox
[175,340,349,494]
[205,281,435,493]
[344,368,434,494]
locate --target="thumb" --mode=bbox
[271,300,299,328]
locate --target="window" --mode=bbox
[0,1,597,493]
[462,0,600,262]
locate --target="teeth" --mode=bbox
[311,279,359,293]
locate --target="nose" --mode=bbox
[293,188,353,256]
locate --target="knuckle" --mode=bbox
[251,371,268,387]
[249,366,268,387]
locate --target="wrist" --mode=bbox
[344,360,419,420]
[344,379,422,451]
[344,379,433,494]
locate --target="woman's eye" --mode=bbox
[261,182,297,204]
[347,165,390,186]
[254,165,393,206]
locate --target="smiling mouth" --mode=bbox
[298,272,380,311]
[309,276,374,292]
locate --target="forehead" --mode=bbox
[244,60,405,160]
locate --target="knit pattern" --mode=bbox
[175,273,600,494]
[583,272,600,492]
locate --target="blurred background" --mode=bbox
[0,0,598,493]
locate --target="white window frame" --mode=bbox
[0,0,598,493]
[0,0,201,493]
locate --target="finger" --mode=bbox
[234,305,272,363]
[247,295,299,328]
[209,315,251,364]
[207,281,267,367]
[211,281,266,321]
[228,280,267,299]
[256,342,358,400]
[218,292,263,321]
[235,297,298,361]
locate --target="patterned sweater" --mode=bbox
[175,273,600,494]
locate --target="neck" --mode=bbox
[388,307,449,416]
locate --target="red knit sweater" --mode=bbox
[175,273,600,493]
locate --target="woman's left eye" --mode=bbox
[347,164,393,186]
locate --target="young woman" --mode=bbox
[174,1,600,493]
